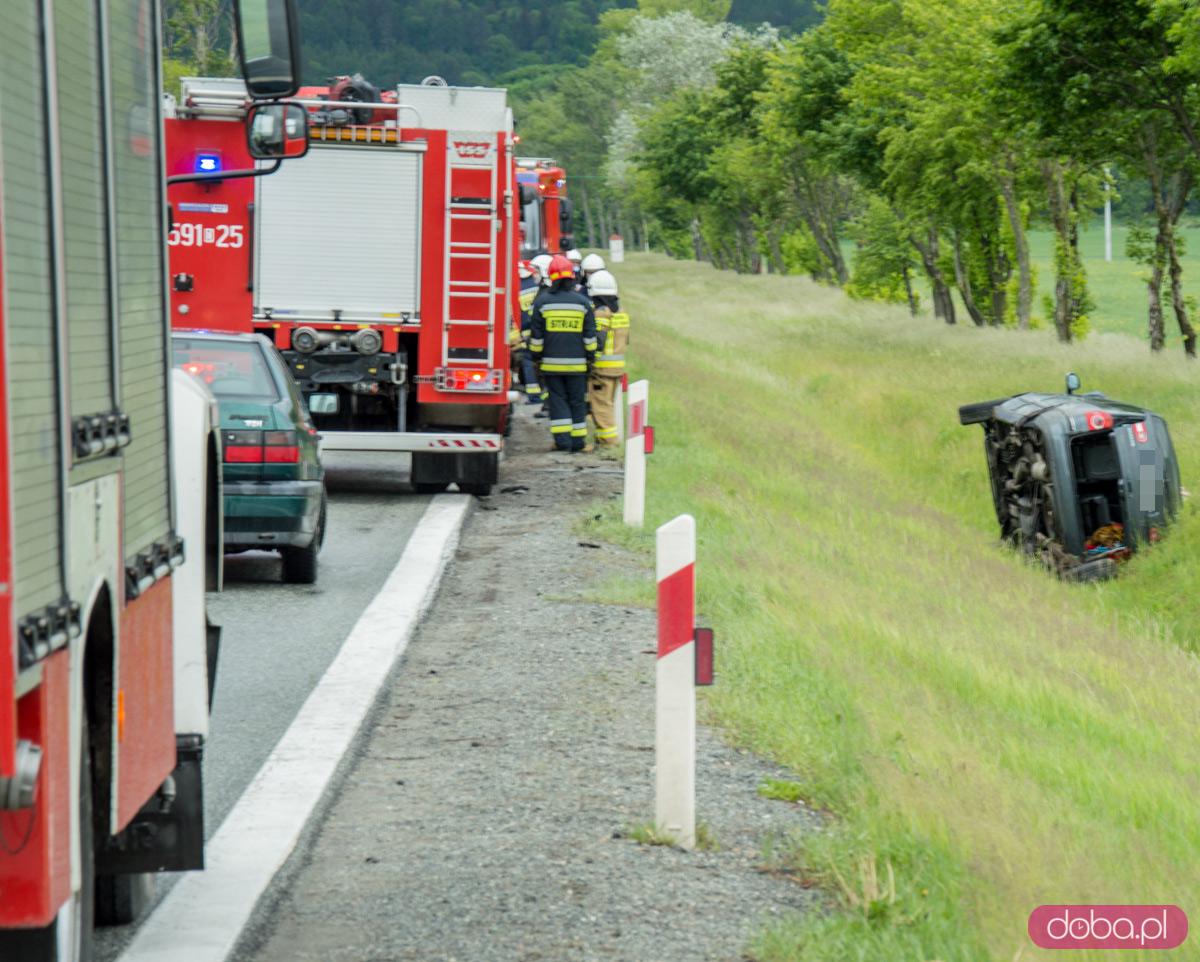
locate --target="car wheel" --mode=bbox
[413,482,450,494]
[282,495,325,585]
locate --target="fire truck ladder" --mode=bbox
[443,149,499,369]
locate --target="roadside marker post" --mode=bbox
[656,514,696,849]
[615,373,627,444]
[624,379,649,527]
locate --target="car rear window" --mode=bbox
[173,338,280,399]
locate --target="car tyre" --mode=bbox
[282,493,325,585]
[95,873,155,927]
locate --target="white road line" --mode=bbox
[117,494,471,962]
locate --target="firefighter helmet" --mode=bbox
[587,269,619,297]
[530,253,553,275]
[518,259,535,279]
[565,248,583,264]
[548,254,576,281]
[581,253,605,274]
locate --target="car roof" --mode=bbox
[172,329,271,346]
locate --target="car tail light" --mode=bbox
[435,367,503,393]
[223,430,299,463]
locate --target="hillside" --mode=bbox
[298,0,820,87]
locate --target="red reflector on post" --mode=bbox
[644,425,655,454]
[694,627,714,686]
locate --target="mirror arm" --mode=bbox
[167,159,282,186]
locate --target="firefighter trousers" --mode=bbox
[519,351,547,404]
[588,374,620,445]
[544,373,588,451]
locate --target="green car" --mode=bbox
[173,331,327,584]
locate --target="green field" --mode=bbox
[1028,223,1200,343]
[586,253,1200,961]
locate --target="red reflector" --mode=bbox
[264,446,300,463]
[1133,422,1149,443]
[1085,410,1113,431]
[225,445,264,463]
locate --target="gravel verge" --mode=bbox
[235,405,818,962]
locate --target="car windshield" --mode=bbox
[172,338,279,399]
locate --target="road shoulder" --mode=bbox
[237,410,817,962]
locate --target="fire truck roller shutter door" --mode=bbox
[0,2,66,616]
[55,0,116,420]
[111,0,173,557]
[255,146,423,319]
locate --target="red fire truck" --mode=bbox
[516,157,574,258]
[165,75,524,495]
[0,1,305,959]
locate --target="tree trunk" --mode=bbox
[952,230,986,326]
[578,187,598,248]
[902,265,918,317]
[911,229,956,324]
[766,226,786,274]
[1041,160,1086,342]
[999,172,1032,330]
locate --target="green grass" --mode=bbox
[595,253,1200,961]
[626,820,720,850]
[1028,223,1200,343]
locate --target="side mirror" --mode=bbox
[246,102,309,160]
[233,0,303,100]
[1066,372,1081,395]
[519,184,537,206]
[308,393,339,415]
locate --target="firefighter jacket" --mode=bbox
[530,286,597,373]
[518,277,539,337]
[593,307,630,377]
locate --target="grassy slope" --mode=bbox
[587,254,1200,961]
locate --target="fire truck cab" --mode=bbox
[516,157,574,258]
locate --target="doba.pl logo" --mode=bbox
[1029,905,1188,950]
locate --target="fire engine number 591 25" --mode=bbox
[168,222,245,248]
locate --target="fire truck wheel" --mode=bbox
[0,722,96,961]
[282,497,325,585]
[413,482,450,495]
[94,873,155,927]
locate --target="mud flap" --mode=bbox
[411,451,498,487]
[96,735,205,874]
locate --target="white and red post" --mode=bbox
[656,514,696,848]
[624,379,649,527]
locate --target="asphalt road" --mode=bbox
[95,452,433,962]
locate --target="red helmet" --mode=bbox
[547,254,575,281]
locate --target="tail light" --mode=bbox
[223,430,300,463]
[435,367,503,393]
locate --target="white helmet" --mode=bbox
[587,269,619,297]
[530,253,553,276]
[565,248,583,263]
[581,253,605,274]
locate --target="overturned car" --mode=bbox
[959,374,1181,581]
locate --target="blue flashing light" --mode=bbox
[195,152,221,174]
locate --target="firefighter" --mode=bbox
[565,248,585,290]
[530,252,554,288]
[511,260,546,406]
[586,269,629,449]
[580,252,605,281]
[530,254,597,452]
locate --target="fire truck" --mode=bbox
[0,0,304,959]
[165,75,525,495]
[516,157,574,258]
